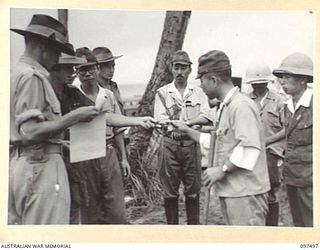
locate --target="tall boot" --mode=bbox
[186,195,200,225]
[164,197,179,225]
[266,202,279,226]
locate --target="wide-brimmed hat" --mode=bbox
[172,50,192,65]
[75,47,98,69]
[196,50,231,79]
[53,43,86,66]
[92,47,123,64]
[10,14,74,55]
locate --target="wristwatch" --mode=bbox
[222,164,229,173]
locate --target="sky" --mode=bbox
[10,9,314,86]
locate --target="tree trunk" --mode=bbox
[58,9,69,42]
[127,11,191,204]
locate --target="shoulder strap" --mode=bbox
[156,90,173,119]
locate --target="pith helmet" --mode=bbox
[244,61,274,84]
[273,53,313,79]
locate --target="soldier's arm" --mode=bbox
[266,128,285,146]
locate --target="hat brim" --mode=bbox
[172,60,192,66]
[97,55,123,64]
[75,62,97,69]
[10,28,75,55]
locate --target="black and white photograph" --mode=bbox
[4,4,317,243]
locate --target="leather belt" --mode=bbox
[14,143,61,157]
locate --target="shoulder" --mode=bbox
[229,92,258,113]
[156,83,172,96]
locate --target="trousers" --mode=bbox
[8,152,70,225]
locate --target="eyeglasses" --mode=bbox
[77,67,97,76]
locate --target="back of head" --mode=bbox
[197,50,232,81]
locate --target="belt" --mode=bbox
[163,136,195,147]
[14,143,61,157]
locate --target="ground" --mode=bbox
[127,184,294,226]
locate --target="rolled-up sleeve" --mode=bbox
[14,73,46,130]
[199,132,211,168]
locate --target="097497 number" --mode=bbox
[300,244,319,248]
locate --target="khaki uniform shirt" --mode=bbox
[10,55,63,145]
[248,89,285,158]
[154,82,212,122]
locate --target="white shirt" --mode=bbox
[285,87,313,115]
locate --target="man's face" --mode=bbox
[172,63,191,84]
[57,65,75,85]
[77,65,98,85]
[251,82,268,92]
[98,61,115,81]
[277,74,306,96]
[41,45,61,71]
[200,74,217,99]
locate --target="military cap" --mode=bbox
[196,50,231,79]
[172,50,192,65]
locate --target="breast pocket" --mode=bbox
[185,101,201,120]
[296,120,313,145]
[267,110,282,129]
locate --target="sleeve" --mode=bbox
[14,73,46,129]
[198,89,214,122]
[229,101,262,150]
[199,132,211,168]
[229,145,261,171]
[154,91,170,121]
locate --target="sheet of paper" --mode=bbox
[69,113,106,163]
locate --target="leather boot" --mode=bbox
[164,197,179,225]
[186,195,200,225]
[266,202,279,226]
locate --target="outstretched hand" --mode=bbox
[138,116,157,129]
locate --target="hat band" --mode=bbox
[26,24,67,43]
[96,53,114,62]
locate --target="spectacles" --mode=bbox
[77,67,97,76]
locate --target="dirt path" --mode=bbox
[127,184,294,226]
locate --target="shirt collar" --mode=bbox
[222,86,239,105]
[285,87,313,113]
[19,54,50,79]
[168,82,194,99]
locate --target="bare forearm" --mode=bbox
[187,116,210,126]
[184,127,201,143]
[266,128,285,146]
[114,132,127,160]
[20,112,81,142]
[106,113,140,127]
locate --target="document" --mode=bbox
[69,114,106,163]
